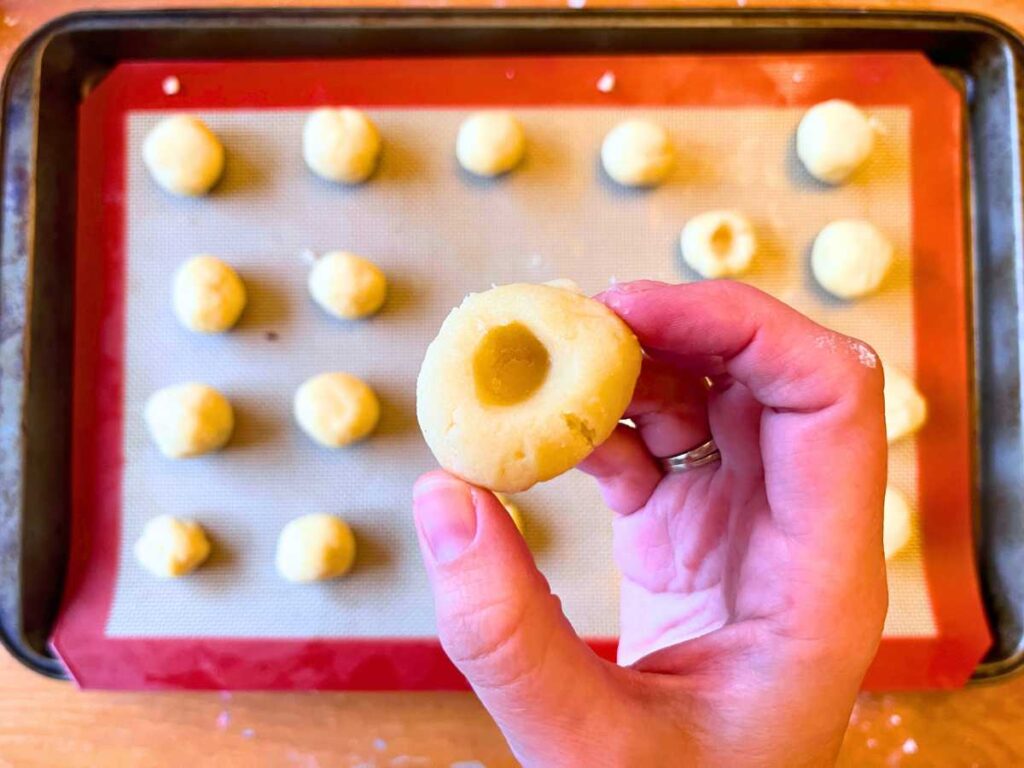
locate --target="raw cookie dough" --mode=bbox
[417,282,642,493]
[543,278,584,295]
[303,108,381,184]
[495,492,525,534]
[276,514,357,582]
[294,372,380,447]
[134,516,211,578]
[600,119,674,187]
[680,210,757,278]
[456,112,526,177]
[308,251,387,319]
[884,366,928,443]
[883,486,913,560]
[145,383,234,458]
[796,99,876,184]
[173,255,246,333]
[811,219,893,299]
[142,115,225,196]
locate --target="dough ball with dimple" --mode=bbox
[303,108,381,184]
[145,383,234,458]
[600,119,674,187]
[294,372,380,448]
[417,282,642,493]
[681,210,757,278]
[276,514,357,582]
[308,251,387,320]
[883,487,914,560]
[456,112,526,177]
[884,366,927,443]
[797,100,876,184]
[173,255,246,333]
[142,115,224,196]
[135,516,211,578]
[811,219,893,299]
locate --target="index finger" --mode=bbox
[600,280,881,413]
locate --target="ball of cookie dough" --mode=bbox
[142,115,225,196]
[680,210,757,278]
[417,283,642,493]
[600,119,674,187]
[294,372,380,448]
[883,486,913,560]
[494,492,525,534]
[796,100,875,184]
[145,383,234,459]
[303,108,381,184]
[173,255,246,333]
[134,516,211,578]
[884,366,928,443]
[308,251,387,320]
[276,514,357,582]
[811,219,893,299]
[456,112,526,177]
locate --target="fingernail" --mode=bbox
[413,475,478,564]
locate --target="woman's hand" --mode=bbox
[412,280,888,767]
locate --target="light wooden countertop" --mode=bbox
[1,1,1022,765]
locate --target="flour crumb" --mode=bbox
[849,340,878,368]
[216,711,230,730]
[866,738,878,749]
[737,0,747,6]
[902,738,918,755]
[815,333,838,352]
[162,76,181,96]
[568,0,587,7]
[597,71,616,93]
[241,728,255,740]
[889,713,903,726]
[373,739,388,752]
[2,15,19,26]
[792,70,806,83]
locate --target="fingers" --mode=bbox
[600,280,882,413]
[577,425,661,515]
[412,471,619,756]
[626,358,710,458]
[601,279,886,570]
[578,359,710,515]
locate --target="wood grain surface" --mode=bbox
[1,1,1022,766]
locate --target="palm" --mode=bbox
[615,449,785,665]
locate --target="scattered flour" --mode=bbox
[849,340,879,368]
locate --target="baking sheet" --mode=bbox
[55,54,987,689]
[105,105,932,639]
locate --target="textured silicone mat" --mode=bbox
[54,54,988,690]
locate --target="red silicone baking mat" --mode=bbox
[54,53,989,690]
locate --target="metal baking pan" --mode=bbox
[1,8,1021,683]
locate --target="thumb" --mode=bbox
[412,471,619,758]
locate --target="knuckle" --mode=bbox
[437,584,544,689]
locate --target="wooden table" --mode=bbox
[2,2,1023,765]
